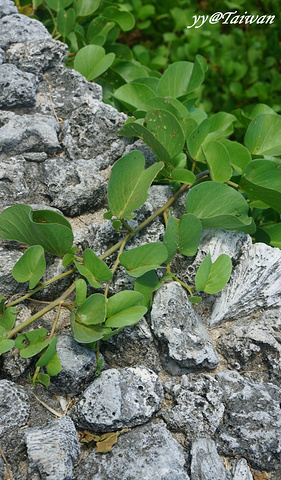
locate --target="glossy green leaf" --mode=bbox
[178,213,202,257]
[0,307,17,331]
[0,205,73,257]
[187,119,210,160]
[74,0,100,17]
[45,0,73,12]
[107,151,164,220]
[12,245,46,289]
[107,291,144,318]
[0,327,15,355]
[262,223,281,248]
[201,141,232,183]
[157,56,207,98]
[74,45,115,81]
[16,329,51,358]
[38,372,50,388]
[240,159,281,213]
[189,296,202,304]
[75,293,107,325]
[220,139,251,175]
[120,243,168,277]
[114,83,156,111]
[75,278,87,306]
[36,336,58,367]
[102,6,135,31]
[46,353,62,376]
[74,261,102,288]
[112,62,149,83]
[203,254,232,294]
[71,313,111,343]
[244,114,281,156]
[83,249,112,281]
[0,295,5,314]
[163,215,179,263]
[195,252,212,292]
[134,271,162,308]
[57,8,75,37]
[105,306,147,328]
[171,168,196,184]
[186,182,256,233]
[144,109,185,160]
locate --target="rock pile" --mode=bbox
[1,2,281,479]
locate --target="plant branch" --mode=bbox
[104,234,130,297]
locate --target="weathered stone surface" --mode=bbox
[216,370,281,471]
[51,331,105,395]
[190,437,232,480]
[0,48,5,64]
[70,366,164,432]
[217,308,281,383]
[0,248,24,296]
[161,374,224,440]
[233,458,254,480]
[75,421,190,480]
[0,14,51,50]
[0,379,30,435]
[0,64,38,108]
[209,242,281,326]
[151,282,219,372]
[0,112,60,154]
[0,0,17,18]
[25,416,79,480]
[5,39,67,78]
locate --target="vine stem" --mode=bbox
[7,283,76,339]
[104,234,130,297]
[172,275,194,296]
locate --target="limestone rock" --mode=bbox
[0,13,51,50]
[209,242,281,326]
[0,64,38,107]
[190,437,232,480]
[0,379,30,435]
[151,282,219,372]
[161,374,224,440]
[70,366,164,432]
[216,370,281,470]
[233,458,254,480]
[0,248,24,296]
[25,416,79,480]
[0,0,17,18]
[75,421,190,480]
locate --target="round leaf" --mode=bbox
[75,293,107,325]
[178,213,202,257]
[74,0,100,17]
[107,291,144,318]
[74,45,115,81]
[105,306,147,328]
[244,114,281,156]
[12,245,46,290]
[119,243,168,277]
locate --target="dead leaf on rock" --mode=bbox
[253,472,269,480]
[79,429,129,453]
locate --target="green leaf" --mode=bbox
[75,278,87,306]
[38,372,50,388]
[74,45,115,81]
[157,56,207,99]
[107,151,164,220]
[163,216,179,263]
[178,214,202,257]
[195,252,212,292]
[201,141,232,183]
[0,295,5,314]
[0,326,15,355]
[119,243,168,277]
[74,261,102,288]
[83,249,113,281]
[105,306,147,328]
[75,293,107,325]
[262,223,281,248]
[46,352,62,376]
[203,254,232,294]
[220,139,251,175]
[244,114,281,156]
[189,296,202,304]
[113,83,156,111]
[0,307,17,331]
[0,205,73,257]
[45,0,73,12]
[134,271,162,308]
[71,313,111,343]
[187,119,210,160]
[57,8,75,38]
[240,160,281,213]
[186,182,256,233]
[112,62,149,83]
[171,168,196,184]
[144,109,185,160]
[16,329,51,358]
[12,245,46,289]
[36,336,58,367]
[107,290,144,318]
[74,0,100,17]
[102,6,135,31]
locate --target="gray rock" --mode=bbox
[0,0,17,19]
[23,152,48,162]
[151,282,219,372]
[5,39,67,78]
[0,112,60,154]
[25,416,79,480]
[216,370,281,470]
[0,48,4,64]
[209,242,281,326]
[0,64,38,107]
[0,155,32,205]
[233,458,253,480]
[190,437,232,480]
[74,421,190,480]
[51,331,105,395]
[217,308,281,383]
[70,366,164,432]
[0,379,30,435]
[0,13,51,50]
[0,248,24,296]
[161,374,224,440]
